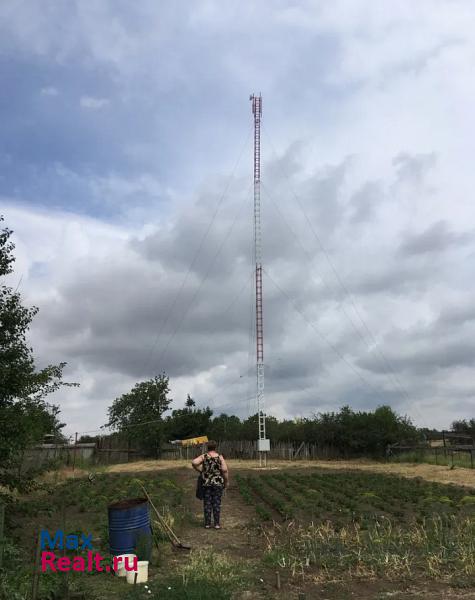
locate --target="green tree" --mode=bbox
[451,418,475,440]
[165,396,212,441]
[303,405,420,456]
[185,394,195,409]
[208,413,243,440]
[107,374,172,457]
[0,217,70,476]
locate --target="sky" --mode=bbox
[1,0,475,436]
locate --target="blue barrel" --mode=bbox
[108,497,151,558]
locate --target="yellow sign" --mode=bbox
[181,436,208,447]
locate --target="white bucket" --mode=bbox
[126,560,149,584]
[114,554,136,577]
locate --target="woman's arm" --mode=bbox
[191,454,204,472]
[220,455,229,487]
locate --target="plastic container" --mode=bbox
[126,560,149,584]
[108,497,151,559]
[114,553,136,577]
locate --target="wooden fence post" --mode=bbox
[0,503,4,569]
[72,432,78,473]
[31,529,42,600]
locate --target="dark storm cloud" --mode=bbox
[351,263,431,296]
[436,302,475,327]
[357,338,475,376]
[392,152,437,186]
[299,160,350,234]
[349,181,383,224]
[399,220,471,256]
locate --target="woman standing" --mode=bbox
[191,440,229,529]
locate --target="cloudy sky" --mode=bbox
[2,1,475,436]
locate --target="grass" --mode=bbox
[237,469,475,586]
[4,471,187,599]
[264,515,475,584]
[124,550,245,600]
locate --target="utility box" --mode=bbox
[257,439,270,452]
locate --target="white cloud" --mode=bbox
[80,96,110,110]
[40,86,58,96]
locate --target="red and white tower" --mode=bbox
[250,93,269,466]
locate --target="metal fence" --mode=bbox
[389,445,475,468]
[25,440,475,468]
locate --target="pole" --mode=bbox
[250,93,267,467]
[72,432,78,473]
[0,503,4,569]
[31,529,42,600]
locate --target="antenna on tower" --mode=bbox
[250,93,269,467]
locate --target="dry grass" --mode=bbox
[264,515,475,582]
[39,465,89,483]
[104,458,475,489]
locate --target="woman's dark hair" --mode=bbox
[207,440,217,451]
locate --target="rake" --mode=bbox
[140,484,191,551]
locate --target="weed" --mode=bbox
[263,515,475,583]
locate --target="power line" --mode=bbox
[263,267,380,396]
[143,126,252,375]
[75,276,254,439]
[261,127,413,405]
[261,182,410,401]
[153,190,253,372]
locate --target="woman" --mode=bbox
[191,440,229,529]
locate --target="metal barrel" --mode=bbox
[108,497,151,558]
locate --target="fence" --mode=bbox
[95,436,148,465]
[91,439,352,463]
[207,440,346,460]
[25,440,475,469]
[389,445,475,468]
[22,443,96,471]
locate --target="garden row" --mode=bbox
[236,469,475,525]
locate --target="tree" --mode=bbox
[451,418,475,441]
[0,217,71,476]
[302,405,420,456]
[208,413,243,440]
[165,396,212,440]
[107,374,172,457]
[185,394,195,409]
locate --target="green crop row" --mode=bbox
[245,476,294,520]
[235,474,272,521]
[246,470,475,528]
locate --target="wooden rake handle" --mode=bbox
[140,484,182,547]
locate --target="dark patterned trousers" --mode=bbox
[203,485,223,526]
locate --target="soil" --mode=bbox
[28,460,475,598]
[108,497,147,510]
[109,461,475,599]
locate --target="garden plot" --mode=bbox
[4,472,185,599]
[237,469,475,586]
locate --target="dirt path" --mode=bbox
[174,467,273,599]
[176,467,257,553]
